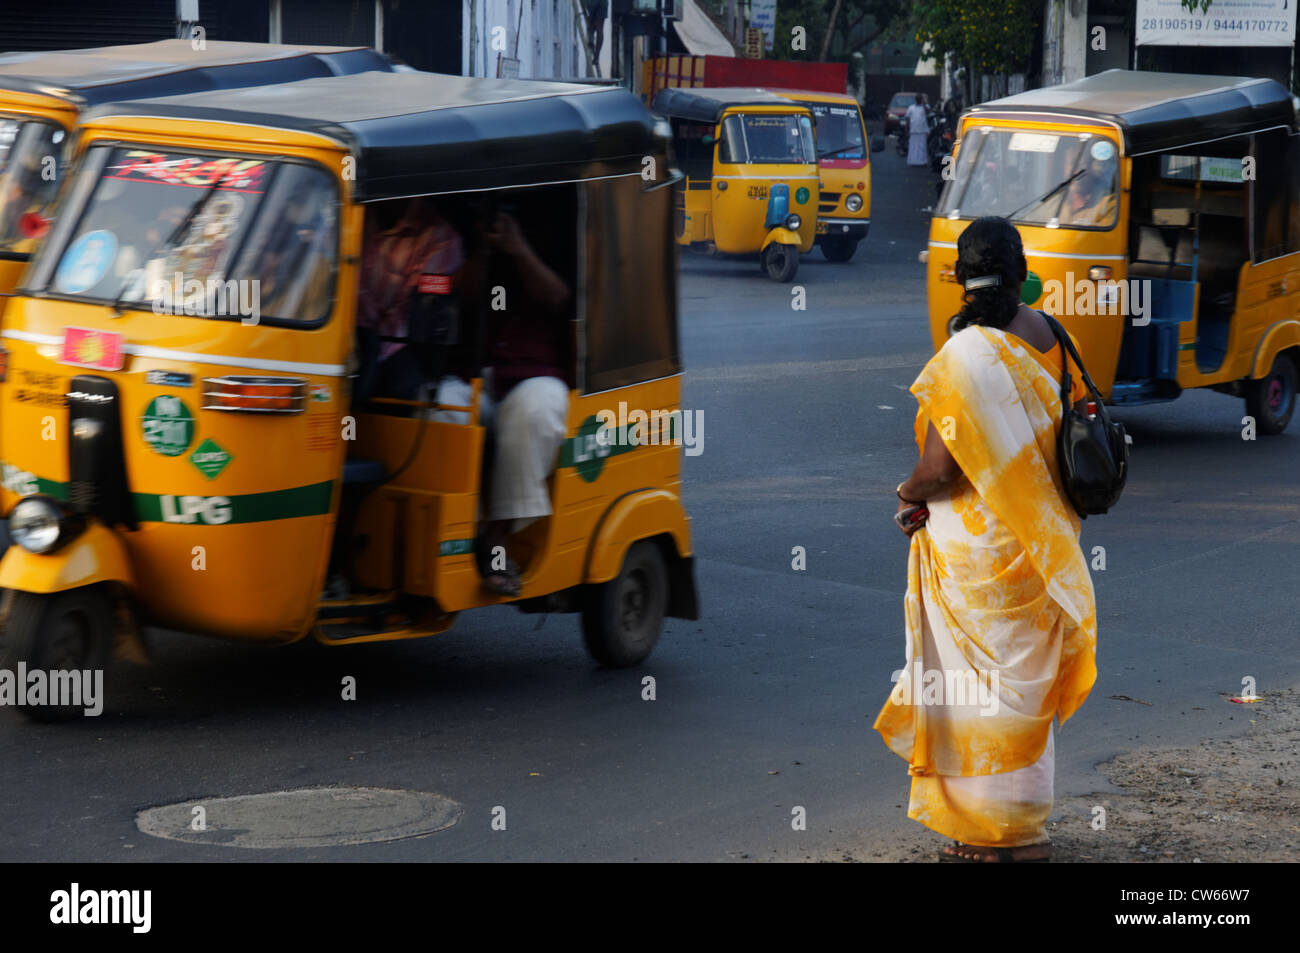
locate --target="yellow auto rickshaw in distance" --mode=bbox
[652,86,818,281]
[0,71,698,719]
[0,39,395,302]
[771,89,875,262]
[928,70,1300,433]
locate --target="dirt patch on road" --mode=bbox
[831,688,1300,863]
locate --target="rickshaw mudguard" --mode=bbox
[585,488,698,620]
[1249,320,1300,378]
[761,227,802,250]
[585,488,693,586]
[0,523,134,595]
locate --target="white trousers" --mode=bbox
[428,374,569,526]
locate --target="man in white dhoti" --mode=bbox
[905,95,930,167]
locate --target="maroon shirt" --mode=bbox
[485,258,568,401]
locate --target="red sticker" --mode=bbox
[60,327,125,372]
[418,274,453,295]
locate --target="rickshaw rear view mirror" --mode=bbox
[1021,271,1043,305]
[701,135,715,145]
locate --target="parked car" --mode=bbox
[885,91,917,136]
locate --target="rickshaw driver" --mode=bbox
[1059,150,1117,226]
[357,197,466,400]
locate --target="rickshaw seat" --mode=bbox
[343,458,387,484]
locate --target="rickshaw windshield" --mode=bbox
[939,127,1119,229]
[807,103,865,160]
[28,145,337,324]
[0,118,65,255]
[721,113,815,164]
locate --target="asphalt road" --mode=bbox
[2,145,1298,862]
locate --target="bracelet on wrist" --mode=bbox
[897,482,924,505]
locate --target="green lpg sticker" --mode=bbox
[190,438,233,480]
[141,395,194,457]
[795,186,810,205]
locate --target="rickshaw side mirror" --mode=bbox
[701,135,715,146]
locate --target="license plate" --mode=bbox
[816,221,829,235]
[60,327,125,372]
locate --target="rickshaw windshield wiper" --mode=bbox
[818,145,864,159]
[1006,167,1085,222]
[106,166,233,315]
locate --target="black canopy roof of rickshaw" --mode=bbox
[652,86,814,123]
[82,71,665,201]
[0,40,393,109]
[968,69,1296,156]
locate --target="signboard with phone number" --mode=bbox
[1136,0,1296,46]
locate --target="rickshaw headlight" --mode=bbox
[845,193,863,212]
[785,213,802,231]
[9,496,65,554]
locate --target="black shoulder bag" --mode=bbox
[1042,313,1130,518]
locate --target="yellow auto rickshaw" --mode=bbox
[652,86,818,282]
[0,71,698,718]
[771,89,874,262]
[927,70,1300,433]
[0,39,394,303]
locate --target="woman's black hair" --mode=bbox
[950,216,1027,331]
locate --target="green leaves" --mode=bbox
[913,0,1033,78]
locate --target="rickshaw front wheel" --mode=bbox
[582,540,667,668]
[762,243,799,282]
[1246,353,1298,435]
[0,587,113,722]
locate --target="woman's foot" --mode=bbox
[939,841,1051,863]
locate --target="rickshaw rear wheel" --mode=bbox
[762,243,799,282]
[582,540,667,668]
[821,237,858,263]
[1,587,112,722]
[1246,353,1298,435]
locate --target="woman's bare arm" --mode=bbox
[898,421,963,503]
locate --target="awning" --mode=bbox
[673,0,735,57]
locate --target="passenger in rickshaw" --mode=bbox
[456,203,573,597]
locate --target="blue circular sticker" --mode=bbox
[56,229,117,295]
[1090,140,1115,161]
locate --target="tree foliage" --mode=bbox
[912,0,1034,77]
[772,0,906,61]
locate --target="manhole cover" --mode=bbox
[136,787,462,848]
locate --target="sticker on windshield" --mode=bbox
[1008,133,1059,153]
[105,151,270,192]
[1090,140,1116,161]
[55,229,117,295]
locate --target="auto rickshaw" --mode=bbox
[927,70,1300,433]
[771,89,874,262]
[0,39,394,302]
[0,71,698,719]
[652,86,818,282]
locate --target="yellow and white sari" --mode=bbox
[874,324,1097,847]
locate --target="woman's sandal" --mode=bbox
[938,841,1052,863]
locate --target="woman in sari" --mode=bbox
[874,216,1098,862]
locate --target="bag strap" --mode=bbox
[1041,311,1118,427]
